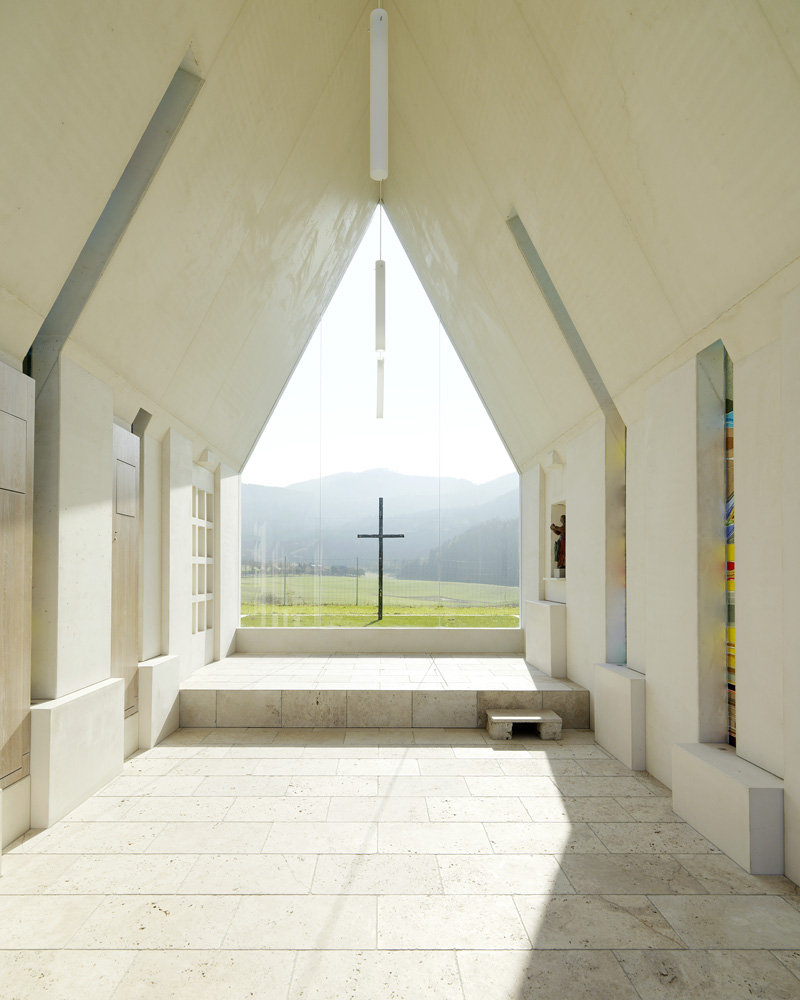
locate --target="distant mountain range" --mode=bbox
[242,469,519,582]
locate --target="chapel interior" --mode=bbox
[2,2,800,997]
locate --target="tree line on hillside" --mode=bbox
[395,517,518,586]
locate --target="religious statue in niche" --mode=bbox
[550,514,566,574]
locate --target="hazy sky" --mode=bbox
[243,209,516,488]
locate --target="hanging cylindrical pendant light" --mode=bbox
[370,7,388,181]
[376,356,385,419]
[375,259,386,356]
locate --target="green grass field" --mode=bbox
[241,573,520,628]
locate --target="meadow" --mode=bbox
[240,572,520,628]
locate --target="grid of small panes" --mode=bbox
[191,485,214,634]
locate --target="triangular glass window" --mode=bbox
[241,208,519,627]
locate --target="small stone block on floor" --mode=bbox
[486,708,562,741]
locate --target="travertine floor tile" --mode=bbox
[225,795,330,822]
[0,950,134,1000]
[559,854,707,895]
[0,853,77,894]
[672,852,800,895]
[312,853,442,894]
[263,821,378,854]
[378,821,492,854]
[48,854,198,894]
[112,950,295,1000]
[520,795,631,823]
[25,822,166,855]
[485,821,608,855]
[68,895,240,950]
[145,821,271,854]
[223,895,376,949]
[649,895,800,949]
[457,950,640,1000]
[465,776,557,797]
[0,894,102,949]
[288,950,463,999]
[122,796,234,822]
[335,758,420,775]
[554,776,655,797]
[326,795,429,822]
[437,854,572,895]
[513,894,684,950]
[426,795,530,822]
[4,725,798,1000]
[589,821,720,854]
[377,775,471,796]
[179,854,316,894]
[616,949,800,999]
[378,895,530,949]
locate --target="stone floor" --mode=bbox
[182,654,584,691]
[2,726,800,999]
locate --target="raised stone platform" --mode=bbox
[179,654,590,730]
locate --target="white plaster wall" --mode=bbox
[32,358,113,700]
[735,342,783,778]
[215,463,240,661]
[31,367,60,698]
[644,352,728,787]
[519,464,544,619]
[161,428,193,680]
[625,417,647,672]
[139,432,162,661]
[565,419,607,700]
[781,285,800,883]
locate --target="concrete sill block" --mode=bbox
[138,655,181,750]
[234,628,524,656]
[672,743,784,874]
[30,679,124,829]
[594,663,645,771]
[524,600,566,677]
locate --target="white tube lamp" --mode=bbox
[370,8,388,181]
[375,259,386,356]
[375,258,385,418]
[376,357,385,419]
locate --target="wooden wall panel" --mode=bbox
[111,425,139,717]
[0,364,34,789]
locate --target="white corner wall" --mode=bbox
[644,347,728,787]
[563,418,625,704]
[519,464,544,618]
[781,286,800,884]
[215,463,241,661]
[625,417,647,672]
[735,341,783,778]
[161,428,193,679]
[31,357,113,700]
[139,431,162,661]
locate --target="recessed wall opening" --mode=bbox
[240,208,520,628]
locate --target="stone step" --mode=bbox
[486,708,562,741]
[178,688,588,730]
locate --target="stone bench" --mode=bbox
[486,709,562,741]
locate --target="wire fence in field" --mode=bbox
[241,556,519,623]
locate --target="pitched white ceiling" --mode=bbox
[3,1,800,471]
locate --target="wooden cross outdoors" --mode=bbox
[357,497,405,621]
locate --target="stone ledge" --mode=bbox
[179,687,590,730]
[594,663,646,770]
[138,655,180,750]
[672,742,784,874]
[235,627,525,656]
[524,600,566,677]
[30,678,124,829]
